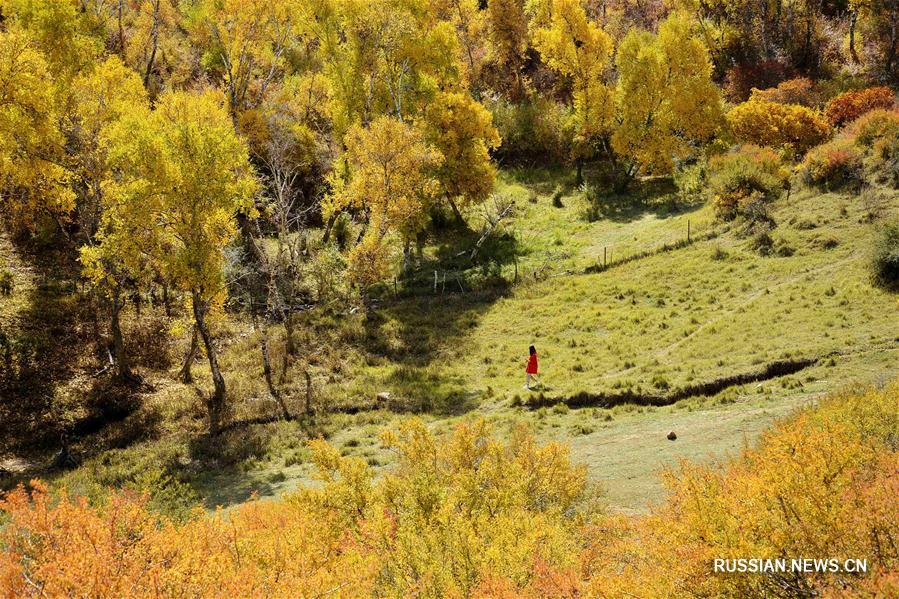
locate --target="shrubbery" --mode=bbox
[727,101,831,155]
[723,60,794,102]
[799,137,865,190]
[589,382,899,598]
[871,221,899,290]
[707,145,791,220]
[847,108,899,148]
[489,97,573,164]
[824,86,896,127]
[749,77,816,106]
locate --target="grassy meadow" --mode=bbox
[5,167,896,514]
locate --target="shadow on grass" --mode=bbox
[582,177,704,224]
[0,243,89,451]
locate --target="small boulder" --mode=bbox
[376,391,391,402]
[666,431,677,441]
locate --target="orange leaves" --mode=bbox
[750,77,816,106]
[0,481,376,597]
[824,86,896,127]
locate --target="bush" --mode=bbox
[723,60,794,102]
[799,137,865,190]
[824,86,896,127]
[707,145,790,221]
[489,97,572,164]
[673,161,706,202]
[727,101,831,155]
[346,236,392,291]
[587,382,899,598]
[846,108,899,148]
[749,77,815,106]
[0,269,12,296]
[871,132,899,186]
[871,221,899,291]
[846,110,899,186]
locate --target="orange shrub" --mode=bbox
[727,100,831,155]
[723,60,794,102]
[824,86,896,127]
[800,137,865,190]
[750,77,816,106]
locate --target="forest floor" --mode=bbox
[2,167,898,514]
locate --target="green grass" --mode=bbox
[3,170,898,514]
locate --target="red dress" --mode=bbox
[526,354,538,374]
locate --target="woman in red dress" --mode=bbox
[525,345,539,390]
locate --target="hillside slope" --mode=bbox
[3,173,897,512]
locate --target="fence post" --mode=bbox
[434,270,438,293]
[687,220,691,243]
[603,246,607,268]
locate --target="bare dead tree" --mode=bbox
[470,194,515,261]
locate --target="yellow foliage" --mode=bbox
[0,28,74,231]
[2,382,898,595]
[332,116,440,244]
[586,381,899,598]
[612,12,723,175]
[532,0,613,146]
[727,100,832,155]
[424,91,501,209]
[346,234,393,290]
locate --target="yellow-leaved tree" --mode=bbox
[189,0,303,113]
[74,56,149,382]
[610,12,724,188]
[486,0,530,99]
[532,0,614,185]
[424,91,501,220]
[100,90,257,432]
[0,28,73,232]
[329,116,440,288]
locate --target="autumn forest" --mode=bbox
[1,0,898,596]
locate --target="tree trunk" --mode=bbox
[448,197,464,223]
[575,160,584,187]
[192,291,226,434]
[304,370,313,415]
[179,325,198,384]
[261,328,291,420]
[849,11,859,64]
[321,212,338,245]
[887,20,898,76]
[279,312,296,384]
[143,0,160,88]
[117,0,125,54]
[111,287,131,381]
[162,283,172,317]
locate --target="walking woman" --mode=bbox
[525,345,539,390]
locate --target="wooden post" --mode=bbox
[304,370,313,415]
[603,247,607,268]
[434,270,438,293]
[687,220,691,243]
